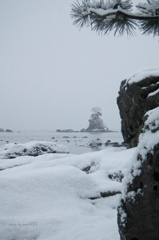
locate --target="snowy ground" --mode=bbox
[0,143,136,240]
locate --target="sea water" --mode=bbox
[0,130,124,154]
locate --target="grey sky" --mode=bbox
[0,0,159,131]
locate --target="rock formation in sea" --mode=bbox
[85,107,109,132]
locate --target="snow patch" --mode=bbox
[125,67,159,86]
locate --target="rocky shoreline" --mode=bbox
[56,128,115,133]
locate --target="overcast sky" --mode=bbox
[0,0,159,131]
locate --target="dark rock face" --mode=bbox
[118,149,159,240]
[0,128,4,132]
[117,108,159,240]
[117,75,159,148]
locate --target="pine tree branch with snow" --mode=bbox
[71,0,159,36]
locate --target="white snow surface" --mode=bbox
[125,67,159,85]
[0,143,136,240]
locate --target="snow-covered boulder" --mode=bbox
[117,67,159,148]
[118,107,159,240]
[0,141,69,159]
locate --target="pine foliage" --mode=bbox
[71,0,159,36]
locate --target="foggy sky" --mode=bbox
[0,0,159,131]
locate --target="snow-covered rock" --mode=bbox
[118,107,159,240]
[117,67,159,148]
[0,141,69,159]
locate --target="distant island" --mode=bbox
[56,107,113,133]
[0,128,13,132]
[81,107,112,132]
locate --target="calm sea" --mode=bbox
[0,131,124,154]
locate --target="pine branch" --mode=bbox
[71,0,159,36]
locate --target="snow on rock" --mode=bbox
[120,107,159,201]
[126,67,159,86]
[138,106,159,153]
[0,146,135,240]
[0,141,69,159]
[118,107,159,240]
[117,67,159,148]
[148,88,159,97]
